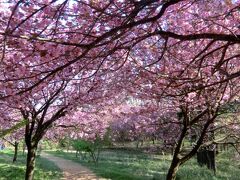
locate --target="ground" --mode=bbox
[48,148,240,180]
[1,148,240,180]
[42,152,107,180]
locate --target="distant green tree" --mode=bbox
[72,137,103,164]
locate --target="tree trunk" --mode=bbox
[25,146,37,180]
[166,109,217,180]
[90,151,97,164]
[76,150,79,158]
[96,148,100,163]
[166,137,185,179]
[67,138,70,152]
[136,140,139,148]
[197,149,216,173]
[197,125,216,173]
[13,141,19,163]
[23,143,26,155]
[166,123,188,180]
[166,160,180,180]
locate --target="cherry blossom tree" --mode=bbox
[0,104,25,162]
[0,1,239,180]
[53,108,110,163]
[108,101,180,149]
[0,0,239,99]
[53,108,110,141]
[1,69,116,180]
[126,52,240,179]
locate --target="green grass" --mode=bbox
[0,149,62,180]
[48,148,240,180]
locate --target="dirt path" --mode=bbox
[42,152,107,180]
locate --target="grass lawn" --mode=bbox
[48,148,240,180]
[0,149,62,180]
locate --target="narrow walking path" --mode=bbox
[42,152,107,180]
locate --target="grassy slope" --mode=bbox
[48,149,240,180]
[0,149,62,180]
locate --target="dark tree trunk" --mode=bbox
[90,151,97,164]
[166,108,217,180]
[152,138,155,145]
[21,96,67,180]
[76,150,79,158]
[216,144,219,155]
[13,141,19,163]
[197,126,216,173]
[25,146,37,180]
[136,140,139,148]
[197,149,216,173]
[166,125,188,180]
[166,159,180,180]
[67,138,70,152]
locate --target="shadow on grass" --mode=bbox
[0,149,62,180]
[48,148,240,180]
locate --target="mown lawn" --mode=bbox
[0,149,62,180]
[48,148,240,180]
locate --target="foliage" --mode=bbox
[219,100,240,114]
[41,140,58,150]
[0,119,27,138]
[72,137,103,163]
[58,138,69,149]
[72,139,92,153]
